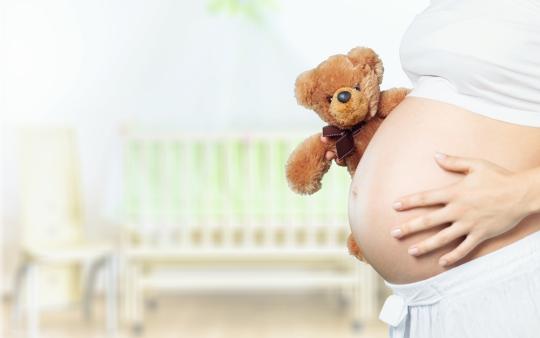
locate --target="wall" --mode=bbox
[1,0,429,291]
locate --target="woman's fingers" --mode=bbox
[324,147,346,166]
[434,152,486,174]
[393,185,454,210]
[321,136,346,166]
[325,151,334,161]
[390,206,456,238]
[393,153,488,211]
[407,223,466,257]
[438,233,481,266]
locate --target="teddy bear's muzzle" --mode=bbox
[329,87,369,126]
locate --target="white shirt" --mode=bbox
[399,0,540,127]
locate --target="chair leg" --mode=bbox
[82,257,107,321]
[12,262,30,329]
[26,264,40,338]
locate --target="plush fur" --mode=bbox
[285,47,411,262]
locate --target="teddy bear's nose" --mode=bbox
[337,91,351,103]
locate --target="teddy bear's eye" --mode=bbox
[354,84,361,91]
[326,96,333,103]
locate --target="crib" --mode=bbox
[118,130,381,333]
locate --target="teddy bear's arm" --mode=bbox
[377,87,411,118]
[285,133,332,195]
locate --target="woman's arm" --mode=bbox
[390,152,540,267]
[520,165,540,215]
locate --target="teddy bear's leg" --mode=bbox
[347,233,367,263]
[285,133,332,195]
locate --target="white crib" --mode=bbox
[118,131,381,334]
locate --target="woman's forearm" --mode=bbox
[516,166,540,216]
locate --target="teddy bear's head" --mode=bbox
[295,47,384,129]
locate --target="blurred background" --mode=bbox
[1,0,428,337]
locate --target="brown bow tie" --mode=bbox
[322,121,366,161]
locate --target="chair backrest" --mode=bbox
[121,132,351,251]
[19,128,83,247]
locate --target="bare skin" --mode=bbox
[390,153,540,267]
[346,96,540,284]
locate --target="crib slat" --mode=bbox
[182,140,195,249]
[160,141,174,247]
[138,141,152,246]
[122,132,351,252]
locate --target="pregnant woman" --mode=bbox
[325,0,540,337]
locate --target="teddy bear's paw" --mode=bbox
[285,162,326,194]
[286,174,322,195]
[285,133,332,195]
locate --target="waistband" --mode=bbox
[408,76,540,128]
[379,230,540,330]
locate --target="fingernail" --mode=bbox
[439,258,448,266]
[435,152,446,160]
[390,228,402,238]
[408,246,419,255]
[392,201,402,210]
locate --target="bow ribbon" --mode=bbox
[322,121,366,161]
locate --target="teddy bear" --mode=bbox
[285,47,410,262]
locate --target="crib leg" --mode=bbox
[351,282,363,332]
[122,259,132,324]
[106,255,118,337]
[350,264,366,334]
[128,263,144,336]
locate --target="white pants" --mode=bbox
[379,230,540,338]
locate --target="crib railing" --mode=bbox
[119,131,380,332]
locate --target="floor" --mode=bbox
[3,292,389,338]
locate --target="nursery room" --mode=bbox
[4,0,540,338]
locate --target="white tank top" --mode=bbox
[399,0,540,127]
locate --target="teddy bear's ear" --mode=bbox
[294,69,317,107]
[347,47,384,85]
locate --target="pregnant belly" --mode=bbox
[349,96,540,284]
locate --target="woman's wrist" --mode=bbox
[514,167,540,216]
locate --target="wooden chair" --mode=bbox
[11,128,118,338]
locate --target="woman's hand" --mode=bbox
[390,152,531,267]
